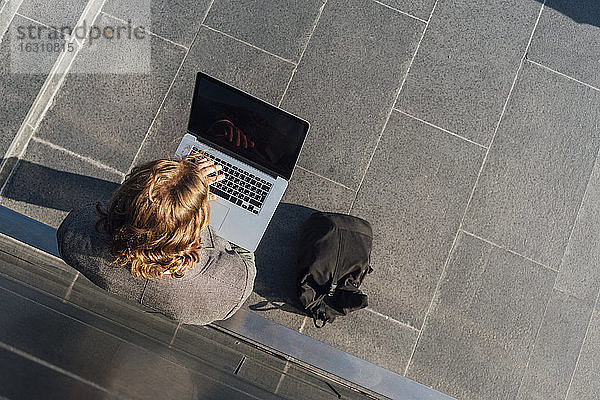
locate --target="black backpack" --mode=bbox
[297,212,373,327]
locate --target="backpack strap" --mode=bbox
[303,293,327,327]
[327,227,344,298]
[315,230,344,328]
[311,302,337,328]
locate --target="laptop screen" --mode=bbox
[187,72,310,180]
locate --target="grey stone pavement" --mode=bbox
[1,0,600,399]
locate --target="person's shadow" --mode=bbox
[0,157,120,215]
[1,157,312,317]
[535,0,600,27]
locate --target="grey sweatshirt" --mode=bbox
[56,203,255,325]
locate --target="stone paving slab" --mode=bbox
[528,0,600,89]
[375,0,435,21]
[302,308,419,375]
[566,309,600,400]
[407,232,556,400]
[463,61,600,269]
[555,156,600,302]
[396,0,542,146]
[352,110,484,329]
[204,0,325,62]
[18,0,88,28]
[103,0,211,48]
[0,138,121,227]
[34,13,185,173]
[282,166,353,212]
[240,291,305,331]
[281,0,424,189]
[0,15,64,156]
[516,290,593,400]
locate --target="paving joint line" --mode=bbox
[460,229,557,272]
[564,288,600,399]
[298,316,309,333]
[127,0,216,174]
[404,0,545,377]
[0,158,21,197]
[0,0,109,194]
[404,222,459,377]
[348,0,436,214]
[31,137,126,177]
[201,23,296,66]
[526,58,600,94]
[365,308,420,332]
[370,0,427,23]
[100,11,188,50]
[63,0,107,48]
[28,47,79,131]
[487,0,546,142]
[0,0,8,16]
[295,165,353,191]
[274,360,292,394]
[277,0,327,108]
[15,12,71,38]
[0,0,24,45]
[169,322,181,346]
[2,284,187,362]
[62,271,79,302]
[0,341,127,398]
[394,109,488,150]
[523,118,600,398]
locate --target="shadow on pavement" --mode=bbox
[0,157,119,212]
[1,157,313,318]
[250,203,316,318]
[536,0,600,26]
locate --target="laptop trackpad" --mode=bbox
[209,201,229,230]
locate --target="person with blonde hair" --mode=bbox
[57,153,256,325]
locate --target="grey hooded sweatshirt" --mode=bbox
[56,203,255,325]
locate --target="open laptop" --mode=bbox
[173,72,310,252]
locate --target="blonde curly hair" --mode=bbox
[95,153,211,279]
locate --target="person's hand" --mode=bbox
[210,119,255,149]
[195,157,224,201]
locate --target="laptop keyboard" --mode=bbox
[190,147,272,214]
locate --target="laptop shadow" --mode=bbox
[251,203,316,318]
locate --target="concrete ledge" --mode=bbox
[0,203,59,256]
